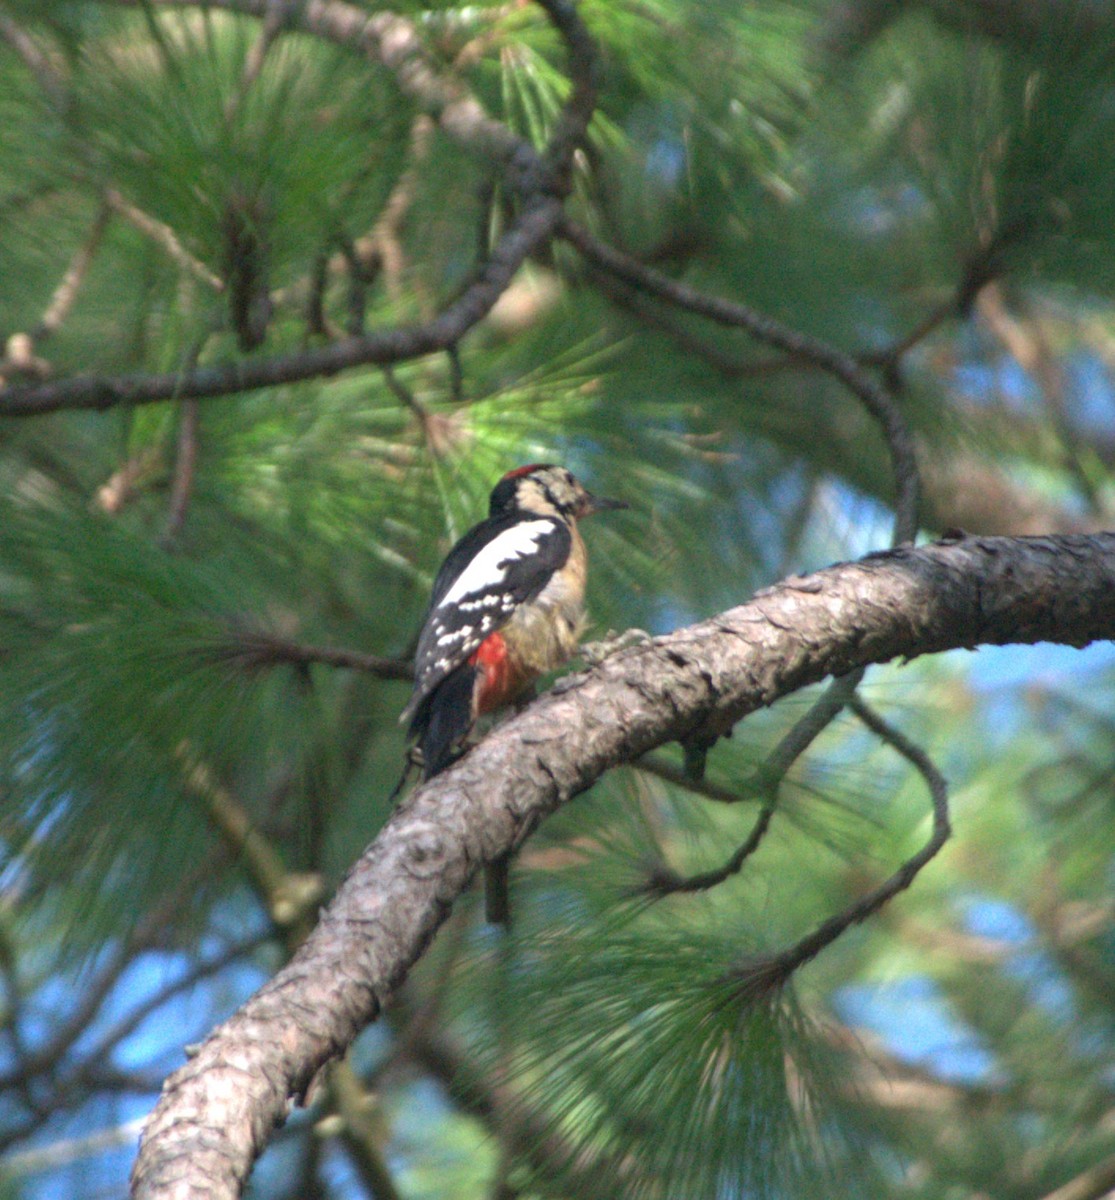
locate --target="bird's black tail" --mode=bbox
[412,665,477,779]
[405,666,512,925]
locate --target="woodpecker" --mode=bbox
[400,464,626,922]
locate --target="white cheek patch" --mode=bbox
[435,520,556,612]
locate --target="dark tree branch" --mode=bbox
[644,796,776,898]
[215,630,413,682]
[2,0,599,420]
[723,694,951,1003]
[132,532,1115,1198]
[559,218,920,544]
[0,197,563,416]
[643,670,862,896]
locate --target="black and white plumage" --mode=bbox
[400,464,625,923]
[403,511,572,722]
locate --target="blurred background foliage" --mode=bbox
[2,0,1115,1196]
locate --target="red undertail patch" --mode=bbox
[470,632,522,714]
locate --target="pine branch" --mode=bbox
[559,218,920,545]
[0,196,564,415]
[641,671,863,897]
[132,531,1115,1198]
[721,695,950,1004]
[1,0,599,419]
[217,630,413,682]
[1,202,111,383]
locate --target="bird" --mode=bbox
[400,463,626,923]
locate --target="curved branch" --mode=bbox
[105,0,526,165]
[132,531,1115,1198]
[724,694,951,1002]
[0,198,562,416]
[214,630,413,682]
[643,670,863,896]
[560,217,921,544]
[1,0,599,420]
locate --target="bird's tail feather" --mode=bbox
[418,666,477,778]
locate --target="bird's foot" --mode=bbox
[580,627,652,666]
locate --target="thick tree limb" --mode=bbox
[132,531,1115,1199]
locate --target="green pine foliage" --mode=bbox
[2,1,1115,1197]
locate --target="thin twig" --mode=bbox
[275,114,433,325]
[381,364,427,420]
[560,218,920,546]
[3,1117,148,1177]
[163,398,200,542]
[35,202,111,340]
[591,268,801,379]
[178,743,324,935]
[725,697,950,1001]
[862,293,958,373]
[216,629,413,681]
[0,868,218,1092]
[83,932,274,1066]
[979,287,1103,514]
[643,672,862,896]
[328,1063,405,1200]
[1,202,112,381]
[304,250,332,340]
[644,804,776,897]
[337,238,368,337]
[226,0,297,121]
[633,754,754,805]
[0,12,68,114]
[104,188,223,291]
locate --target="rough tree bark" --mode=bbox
[131,531,1115,1199]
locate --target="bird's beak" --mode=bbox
[580,491,628,517]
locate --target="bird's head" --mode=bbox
[488,463,626,521]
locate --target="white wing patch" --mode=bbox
[433,520,557,611]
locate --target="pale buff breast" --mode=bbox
[500,524,587,676]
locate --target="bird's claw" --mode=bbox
[580,627,652,666]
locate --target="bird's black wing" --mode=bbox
[401,512,571,727]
